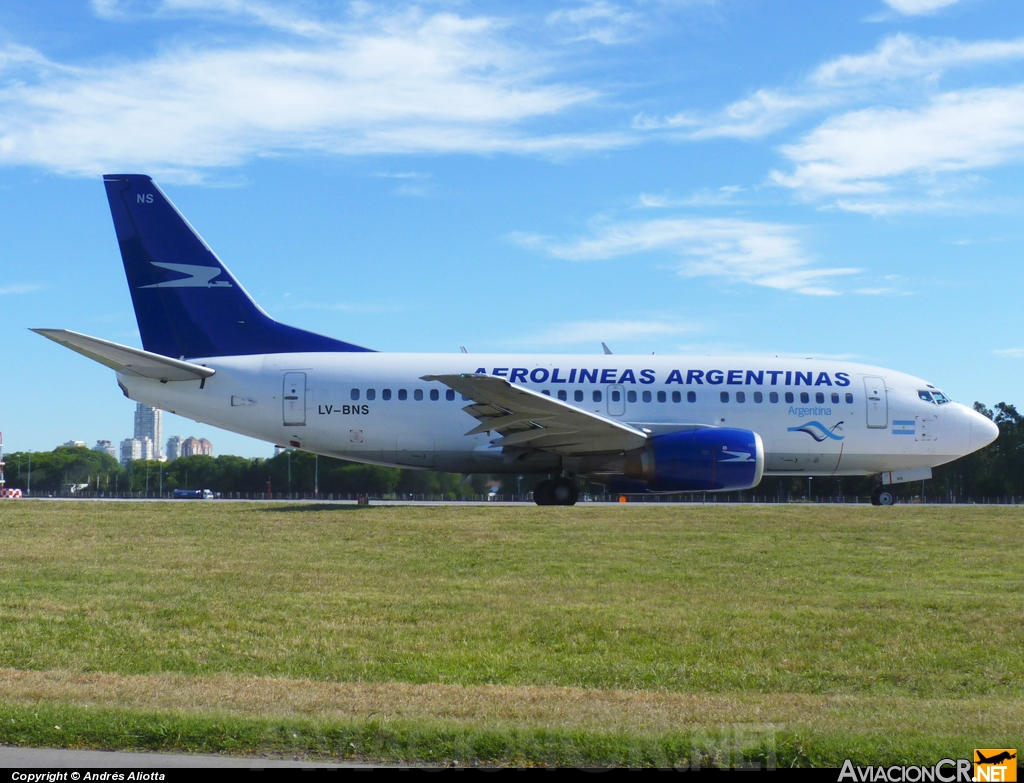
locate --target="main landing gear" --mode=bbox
[534,477,580,506]
[870,486,894,506]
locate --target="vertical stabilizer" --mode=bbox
[103,174,372,359]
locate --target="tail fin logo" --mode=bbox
[140,262,233,289]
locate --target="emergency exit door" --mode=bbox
[283,372,306,426]
[864,376,888,429]
[607,384,625,416]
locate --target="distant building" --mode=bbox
[134,404,163,461]
[92,440,117,458]
[62,440,87,448]
[166,436,182,462]
[119,437,154,466]
[120,438,140,466]
[181,437,213,457]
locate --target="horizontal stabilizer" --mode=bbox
[32,329,215,382]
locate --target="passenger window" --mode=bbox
[845,393,854,404]
[611,390,621,402]
[542,390,550,396]
[398,389,408,401]
[753,391,763,403]
[831,392,840,404]
[557,390,567,401]
[657,391,666,403]
[575,390,584,402]
[351,388,360,401]
[672,391,681,403]
[642,391,652,403]
[627,390,637,403]
[414,389,423,401]
[383,389,392,401]
[785,392,794,403]
[446,389,455,401]
[720,391,729,403]
[815,392,824,404]
[736,391,745,403]
[593,390,602,402]
[770,392,778,403]
[462,395,470,401]
[367,389,376,401]
[800,392,809,404]
[430,389,439,401]
[687,391,696,403]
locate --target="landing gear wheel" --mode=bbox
[871,486,894,506]
[551,478,579,506]
[534,479,555,506]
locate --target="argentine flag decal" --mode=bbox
[892,420,916,435]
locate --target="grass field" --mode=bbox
[0,500,1020,766]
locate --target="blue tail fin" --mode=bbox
[103,174,373,359]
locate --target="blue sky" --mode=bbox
[1,0,1023,458]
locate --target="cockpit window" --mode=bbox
[919,389,951,405]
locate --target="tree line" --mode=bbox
[4,401,1022,501]
[1,447,488,499]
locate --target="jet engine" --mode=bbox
[622,428,765,492]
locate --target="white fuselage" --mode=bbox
[118,353,997,478]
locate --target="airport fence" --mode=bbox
[9,490,1024,504]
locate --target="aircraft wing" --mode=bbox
[32,329,216,382]
[422,373,647,455]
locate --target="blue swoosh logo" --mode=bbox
[787,420,845,442]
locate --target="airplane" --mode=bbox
[975,751,1016,765]
[33,174,999,506]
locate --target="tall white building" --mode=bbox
[134,404,162,461]
[120,438,140,466]
[119,437,154,466]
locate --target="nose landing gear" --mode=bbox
[534,477,580,506]
[870,486,894,506]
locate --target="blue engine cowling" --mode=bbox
[623,428,765,492]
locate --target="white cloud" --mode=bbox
[517,217,859,295]
[811,34,1024,86]
[992,348,1024,358]
[771,86,1024,195]
[638,33,1024,144]
[546,2,637,45]
[93,0,336,35]
[636,187,742,208]
[0,284,40,295]
[636,90,835,140]
[0,11,617,179]
[516,318,694,347]
[883,0,965,16]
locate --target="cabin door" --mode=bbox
[283,372,307,426]
[864,376,888,429]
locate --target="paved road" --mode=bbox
[0,746,367,768]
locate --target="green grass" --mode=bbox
[0,501,1021,765]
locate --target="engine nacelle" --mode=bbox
[623,428,765,492]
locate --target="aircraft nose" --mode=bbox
[970,411,999,449]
